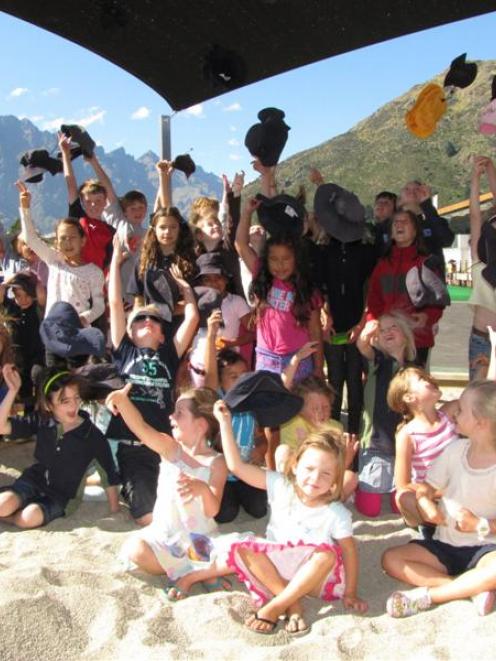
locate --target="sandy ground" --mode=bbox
[2,410,495,661]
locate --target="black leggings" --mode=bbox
[324,341,364,434]
[215,479,267,524]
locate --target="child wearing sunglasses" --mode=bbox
[107,237,199,525]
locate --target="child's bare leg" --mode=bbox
[428,551,496,604]
[126,538,165,575]
[238,546,335,632]
[396,490,424,528]
[10,503,45,529]
[174,560,232,593]
[0,491,22,518]
[382,543,452,587]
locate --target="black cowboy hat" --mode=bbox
[245,107,290,167]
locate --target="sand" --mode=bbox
[1,436,494,661]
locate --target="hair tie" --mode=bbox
[43,371,70,396]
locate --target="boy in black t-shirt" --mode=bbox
[108,237,199,525]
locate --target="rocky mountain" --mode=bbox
[0,115,222,233]
[246,59,496,222]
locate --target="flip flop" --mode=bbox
[284,613,310,637]
[202,577,233,593]
[245,611,278,635]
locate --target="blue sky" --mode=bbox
[1,10,496,181]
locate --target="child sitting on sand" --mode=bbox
[387,367,458,529]
[215,400,367,636]
[383,380,496,618]
[0,366,120,528]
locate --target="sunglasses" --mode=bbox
[132,313,162,324]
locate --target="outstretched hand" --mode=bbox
[2,364,21,393]
[57,131,72,154]
[105,383,132,415]
[15,180,31,209]
[343,594,368,613]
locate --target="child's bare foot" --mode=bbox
[244,611,278,634]
[284,602,309,636]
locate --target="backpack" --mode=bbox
[405,257,450,308]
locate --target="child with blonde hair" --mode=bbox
[383,380,496,618]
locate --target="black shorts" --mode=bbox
[116,442,160,519]
[412,538,496,576]
[4,475,66,525]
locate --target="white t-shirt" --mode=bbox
[265,470,352,545]
[189,292,250,367]
[428,438,496,547]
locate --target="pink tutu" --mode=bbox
[227,538,345,607]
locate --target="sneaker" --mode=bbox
[472,590,496,616]
[386,588,432,618]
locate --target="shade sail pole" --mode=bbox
[160,114,172,201]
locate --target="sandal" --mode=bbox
[202,577,233,593]
[245,611,278,635]
[284,613,310,637]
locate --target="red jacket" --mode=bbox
[80,217,114,273]
[366,245,443,348]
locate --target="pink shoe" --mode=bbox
[355,489,381,517]
[386,588,432,618]
[472,591,496,616]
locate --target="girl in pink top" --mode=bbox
[235,198,323,381]
[387,366,458,527]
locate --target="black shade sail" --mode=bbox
[0,0,494,110]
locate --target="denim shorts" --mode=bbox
[412,538,496,576]
[358,450,394,494]
[4,476,66,525]
[468,330,491,380]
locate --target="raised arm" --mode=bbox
[253,159,277,198]
[105,384,177,458]
[108,234,127,348]
[86,153,118,204]
[213,400,267,490]
[171,266,199,358]
[485,157,496,203]
[356,319,378,361]
[16,182,60,265]
[0,364,20,435]
[156,160,173,209]
[235,198,259,273]
[282,341,318,390]
[203,310,222,390]
[417,184,454,248]
[58,132,79,205]
[469,156,488,261]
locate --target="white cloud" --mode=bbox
[42,87,60,96]
[76,109,106,127]
[229,125,237,132]
[185,103,205,118]
[228,138,240,147]
[20,114,44,123]
[8,87,28,99]
[131,106,150,120]
[42,117,65,130]
[229,153,241,161]
[224,102,241,112]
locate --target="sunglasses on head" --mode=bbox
[132,313,162,324]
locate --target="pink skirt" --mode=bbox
[227,538,345,607]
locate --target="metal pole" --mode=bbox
[160,114,172,202]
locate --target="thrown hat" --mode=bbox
[7,271,37,299]
[172,154,196,179]
[60,124,95,158]
[76,363,126,401]
[19,149,63,183]
[444,53,478,89]
[127,303,171,333]
[245,107,290,167]
[405,83,446,138]
[314,183,365,243]
[193,286,223,327]
[224,370,303,427]
[40,302,105,358]
[255,193,304,238]
[405,258,450,308]
[195,252,231,280]
[203,44,246,91]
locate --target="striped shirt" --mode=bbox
[406,411,458,483]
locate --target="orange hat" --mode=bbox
[405,83,447,139]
